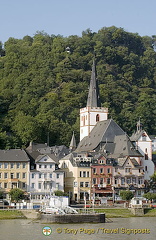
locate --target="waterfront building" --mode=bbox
[29,153,64,203]
[0,149,30,199]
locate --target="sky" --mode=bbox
[1,0,156,44]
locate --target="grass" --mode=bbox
[78,208,156,218]
[0,210,26,220]
[144,208,156,216]
[94,208,134,218]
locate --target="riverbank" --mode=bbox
[0,208,155,219]
[0,210,26,220]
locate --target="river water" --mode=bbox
[0,217,155,240]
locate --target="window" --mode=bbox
[31,183,35,189]
[23,163,26,168]
[56,183,59,190]
[38,183,41,189]
[10,173,14,179]
[39,165,41,169]
[96,114,100,122]
[125,168,131,173]
[39,173,42,178]
[74,182,77,187]
[32,173,35,178]
[16,163,20,169]
[138,178,143,184]
[126,178,131,184]
[0,173,1,178]
[83,171,86,177]
[0,163,2,168]
[93,168,96,174]
[145,166,148,171]
[44,173,47,179]
[4,183,7,188]
[50,164,52,168]
[107,168,110,174]
[100,178,103,184]
[87,171,89,177]
[4,163,8,169]
[145,148,148,160]
[11,163,14,169]
[114,178,118,184]
[80,182,84,187]
[107,178,111,184]
[44,165,47,169]
[57,174,59,179]
[100,168,103,174]
[121,178,125,185]
[4,173,8,179]
[85,182,89,187]
[22,173,26,179]
[16,173,20,179]
[92,178,96,185]
[22,182,26,188]
[80,171,82,177]
[132,178,136,184]
[115,168,118,172]
[49,174,52,178]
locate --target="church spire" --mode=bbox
[69,131,76,152]
[86,59,101,108]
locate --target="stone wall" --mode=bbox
[41,213,105,223]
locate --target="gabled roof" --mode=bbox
[35,154,58,164]
[130,130,145,142]
[0,149,30,162]
[76,119,125,152]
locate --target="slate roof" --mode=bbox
[0,149,30,162]
[113,134,142,158]
[69,132,76,150]
[86,59,101,108]
[130,130,144,142]
[76,119,125,152]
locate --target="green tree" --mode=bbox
[143,192,156,201]
[120,190,134,201]
[54,190,68,196]
[9,188,25,202]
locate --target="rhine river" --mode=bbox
[0,217,155,240]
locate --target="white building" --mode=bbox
[131,121,154,180]
[29,154,64,202]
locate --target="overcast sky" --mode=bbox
[1,0,156,44]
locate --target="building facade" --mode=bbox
[0,149,30,199]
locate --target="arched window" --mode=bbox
[96,114,100,122]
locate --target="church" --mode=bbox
[59,59,154,203]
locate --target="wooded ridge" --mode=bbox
[0,26,156,149]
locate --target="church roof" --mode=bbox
[86,59,101,108]
[76,119,125,152]
[76,118,142,158]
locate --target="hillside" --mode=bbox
[0,26,156,149]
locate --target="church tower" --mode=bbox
[80,59,108,141]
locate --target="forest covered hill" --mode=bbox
[0,26,156,149]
